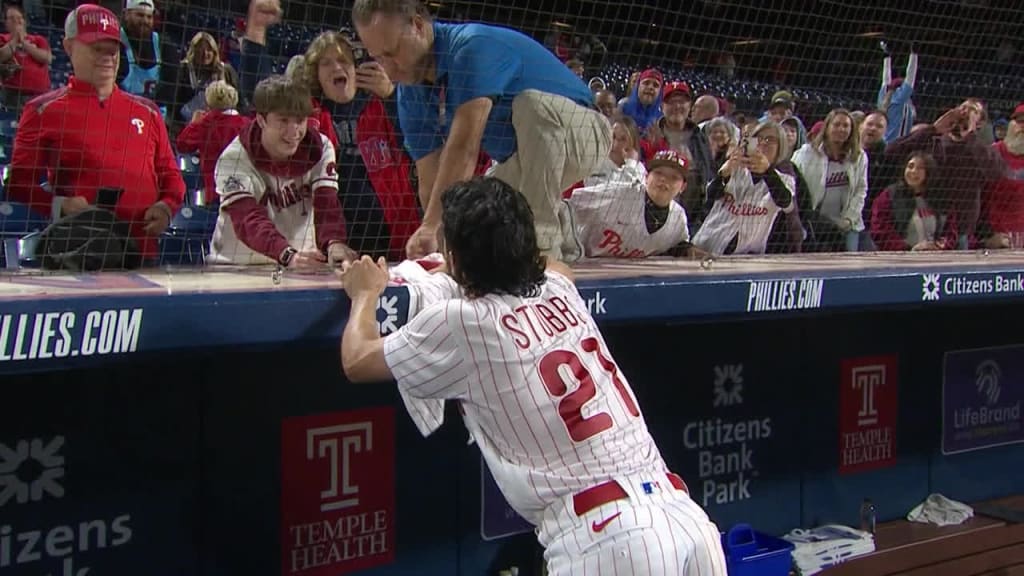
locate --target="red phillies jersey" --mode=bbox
[8,77,185,257]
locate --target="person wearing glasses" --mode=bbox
[692,120,797,256]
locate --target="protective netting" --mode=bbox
[1,0,1023,272]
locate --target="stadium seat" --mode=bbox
[0,111,17,164]
[158,205,218,266]
[177,154,204,205]
[0,199,49,270]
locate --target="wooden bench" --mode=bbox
[821,496,1024,576]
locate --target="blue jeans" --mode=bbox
[858,229,876,252]
[845,231,860,252]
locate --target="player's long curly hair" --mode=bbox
[441,177,547,299]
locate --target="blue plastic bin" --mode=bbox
[722,524,794,576]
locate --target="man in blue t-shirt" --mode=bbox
[353,0,611,262]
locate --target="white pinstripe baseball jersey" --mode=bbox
[382,268,728,574]
[209,134,338,265]
[382,271,668,525]
[569,179,690,259]
[691,167,795,256]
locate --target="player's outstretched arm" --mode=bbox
[339,256,395,383]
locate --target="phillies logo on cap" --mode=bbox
[650,150,689,171]
[81,11,112,28]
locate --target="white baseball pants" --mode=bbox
[538,474,728,576]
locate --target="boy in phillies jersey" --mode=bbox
[570,149,696,259]
[339,177,727,575]
[209,75,357,267]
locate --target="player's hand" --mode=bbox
[143,201,173,236]
[933,107,964,135]
[339,255,389,299]
[355,61,395,99]
[405,223,439,260]
[60,196,90,217]
[289,251,327,272]
[327,242,358,267]
[746,151,770,174]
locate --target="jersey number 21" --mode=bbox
[538,337,640,442]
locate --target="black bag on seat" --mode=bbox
[36,207,143,271]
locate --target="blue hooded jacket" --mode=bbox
[621,74,664,132]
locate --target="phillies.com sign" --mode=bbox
[280,407,396,576]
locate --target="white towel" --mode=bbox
[907,493,974,527]
[783,525,875,575]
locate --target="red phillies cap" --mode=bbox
[64,4,123,45]
[637,68,663,86]
[647,149,689,177]
[1012,103,1024,120]
[663,81,691,101]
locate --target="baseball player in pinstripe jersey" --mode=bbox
[339,176,727,575]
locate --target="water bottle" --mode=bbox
[859,498,877,534]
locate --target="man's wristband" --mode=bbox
[278,246,297,266]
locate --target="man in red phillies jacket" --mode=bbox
[6,4,184,260]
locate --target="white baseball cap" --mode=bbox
[125,0,155,13]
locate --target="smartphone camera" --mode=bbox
[745,137,759,156]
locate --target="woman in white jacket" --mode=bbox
[791,108,869,252]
